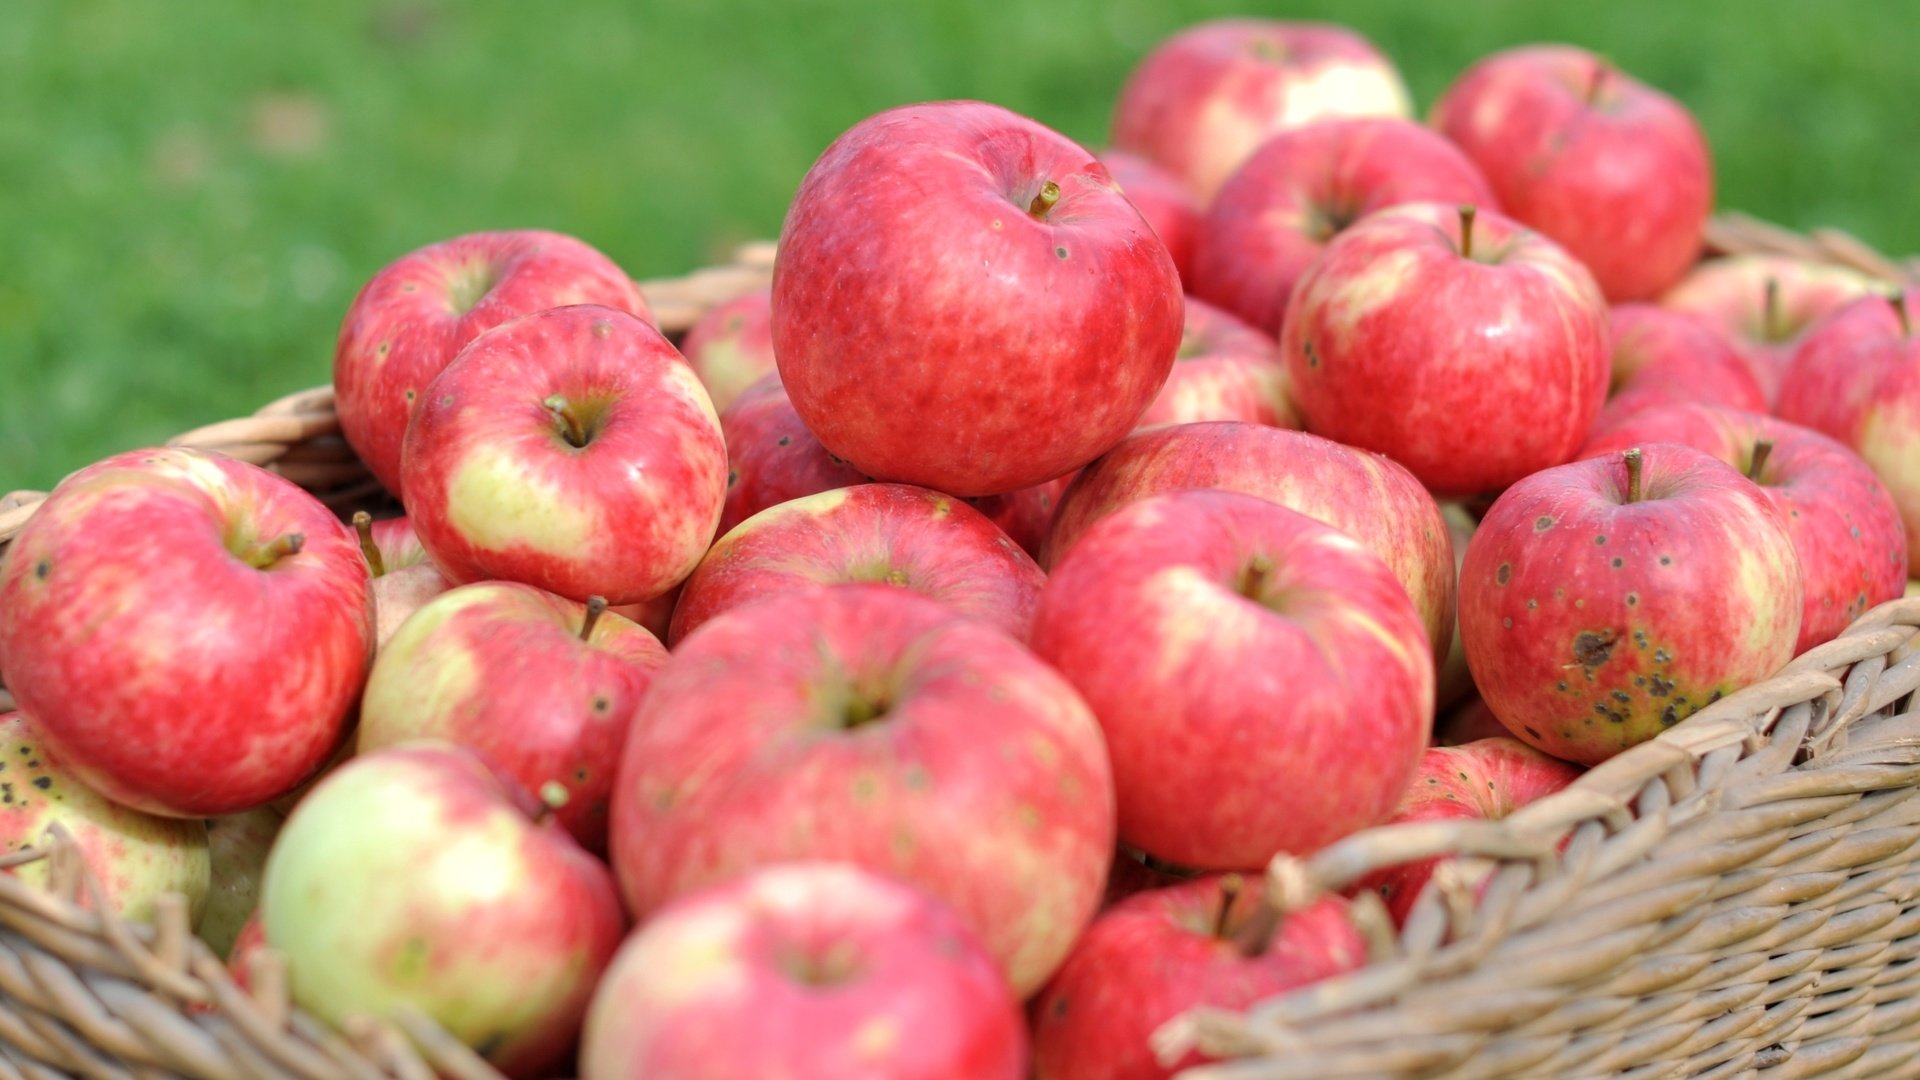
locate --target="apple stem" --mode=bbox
[1027,180,1061,219]
[580,595,608,641]
[532,781,570,826]
[1763,277,1783,342]
[544,394,589,448]
[1237,556,1273,601]
[1586,58,1612,106]
[351,512,385,577]
[1748,439,1774,483]
[1213,873,1243,940]
[1623,448,1644,505]
[245,532,306,570]
[1458,205,1478,260]
[1893,290,1911,338]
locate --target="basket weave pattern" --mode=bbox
[1,221,1917,1079]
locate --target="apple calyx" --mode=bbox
[1762,277,1783,342]
[1747,439,1775,483]
[1457,205,1479,261]
[1893,289,1911,338]
[1028,181,1062,220]
[1236,555,1275,604]
[841,690,891,729]
[543,393,593,449]
[1623,448,1644,505]
[580,595,609,641]
[351,511,386,577]
[242,532,306,570]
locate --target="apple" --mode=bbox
[670,484,1046,645]
[610,584,1115,996]
[0,447,371,817]
[718,374,871,538]
[679,285,776,414]
[1590,303,1766,438]
[580,862,1026,1080]
[1281,201,1611,497]
[197,806,283,957]
[0,711,211,923]
[1190,117,1497,335]
[612,584,682,643]
[1354,738,1583,928]
[1433,695,1510,747]
[260,742,625,1079]
[1135,297,1296,430]
[1103,849,1188,910]
[1032,875,1367,1080]
[1459,444,1802,765]
[1430,45,1713,303]
[1778,294,1920,576]
[1033,489,1431,869]
[1582,403,1906,652]
[967,474,1076,562]
[772,100,1182,497]
[226,910,267,990]
[1659,254,1880,405]
[1109,19,1412,200]
[356,582,668,853]
[350,512,452,651]
[333,230,651,498]
[1100,150,1200,281]
[1043,422,1456,666]
[402,304,728,605]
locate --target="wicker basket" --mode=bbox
[0,218,1915,1080]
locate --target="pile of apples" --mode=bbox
[2,17,1915,1080]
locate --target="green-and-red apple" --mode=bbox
[333,230,651,498]
[1280,202,1611,498]
[1460,444,1802,764]
[670,484,1046,645]
[0,711,210,923]
[679,286,776,414]
[0,447,371,816]
[1033,489,1432,869]
[580,862,1026,1080]
[1043,422,1455,665]
[402,304,727,605]
[197,806,283,957]
[772,101,1182,497]
[1110,19,1412,199]
[610,585,1115,996]
[260,742,624,1079]
[357,582,667,853]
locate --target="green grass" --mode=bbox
[3,0,1915,493]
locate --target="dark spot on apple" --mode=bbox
[777,435,791,446]
[1653,648,1671,664]
[1502,617,1513,629]
[1572,629,1617,668]
[474,1032,507,1060]
[591,319,613,339]
[1304,340,1321,368]
[17,748,26,756]
[1557,680,1568,692]
[1496,563,1511,585]
[30,777,48,791]
[1595,535,1608,545]
[1708,689,1723,704]
[404,388,415,403]
[1610,557,1624,569]
[652,787,676,812]
[1660,704,1680,726]
[1524,725,1542,739]
[1790,509,1800,518]
[1051,996,1069,1018]
[1055,246,1070,260]
[1527,598,1538,610]
[440,394,453,407]
[592,697,610,714]
[1426,777,1438,784]
[1444,793,1457,800]
[1592,701,1626,723]
[33,560,49,581]
[575,769,588,782]
[1457,771,1469,781]
[401,282,417,292]
[1660,556,1672,566]
[827,454,845,466]
[1648,674,1674,697]
[1610,689,1631,704]
[1626,593,1638,606]
[1535,515,1556,532]
[1633,629,1650,649]
[727,470,738,487]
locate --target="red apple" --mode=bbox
[1110,19,1412,200]
[333,230,651,497]
[1135,298,1296,430]
[0,711,211,923]
[1281,202,1611,497]
[1431,45,1713,303]
[1102,849,1187,910]
[1355,738,1582,927]
[356,581,668,853]
[1659,254,1880,405]
[1100,150,1200,281]
[679,286,776,414]
[1033,489,1431,869]
[1190,117,1496,334]
[670,483,1046,645]
[261,742,625,1079]
[580,862,1026,1080]
[402,304,728,605]
[772,101,1182,497]
[1582,403,1906,652]
[1590,303,1767,438]
[1433,695,1510,747]
[718,374,870,538]
[0,447,371,817]
[610,585,1115,996]
[1459,444,1802,765]
[968,474,1076,562]
[350,513,452,651]
[612,584,681,643]
[1032,875,1367,1080]
[1779,294,1920,576]
[1044,422,1456,665]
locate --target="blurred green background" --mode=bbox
[3,0,1913,493]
